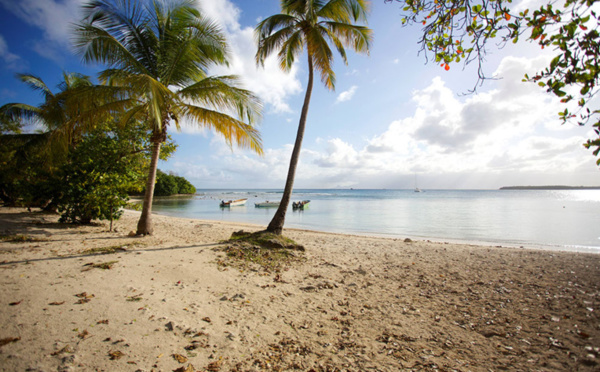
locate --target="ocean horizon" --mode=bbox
[149,188,600,254]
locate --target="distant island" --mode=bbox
[500,185,600,190]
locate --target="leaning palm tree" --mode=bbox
[74,0,263,235]
[256,0,372,235]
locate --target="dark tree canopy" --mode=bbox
[387,0,600,163]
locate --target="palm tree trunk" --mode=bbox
[266,55,315,235]
[136,139,162,235]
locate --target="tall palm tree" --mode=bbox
[255,0,372,235]
[74,0,263,235]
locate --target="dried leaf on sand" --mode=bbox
[109,350,124,360]
[0,337,20,347]
[172,353,188,363]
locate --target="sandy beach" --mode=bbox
[1,207,599,371]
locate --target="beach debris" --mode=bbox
[165,321,175,331]
[0,337,20,348]
[83,260,118,270]
[127,294,143,302]
[97,319,109,324]
[51,345,73,356]
[549,337,567,349]
[74,292,94,304]
[185,339,209,350]
[49,301,65,305]
[80,246,127,255]
[109,350,124,360]
[8,300,22,306]
[404,238,413,243]
[202,317,212,323]
[173,364,196,372]
[172,353,188,363]
[206,360,223,371]
[577,330,591,339]
[77,330,90,339]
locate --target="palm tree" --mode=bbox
[74,0,263,235]
[255,0,372,235]
[0,72,97,161]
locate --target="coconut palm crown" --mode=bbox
[74,0,263,235]
[255,0,372,234]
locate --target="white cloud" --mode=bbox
[173,55,600,189]
[198,0,302,114]
[0,0,83,60]
[336,85,358,103]
[0,34,21,69]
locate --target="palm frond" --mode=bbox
[178,75,263,125]
[180,103,263,155]
[81,0,157,71]
[256,23,298,66]
[255,13,297,41]
[160,13,229,86]
[0,103,43,132]
[281,0,310,17]
[16,74,54,101]
[318,0,370,23]
[73,24,151,75]
[306,27,336,90]
[278,30,304,71]
[323,21,372,54]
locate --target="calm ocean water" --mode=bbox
[150,189,600,253]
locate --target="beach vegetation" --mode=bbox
[0,72,166,225]
[80,244,134,255]
[255,0,373,234]
[87,260,119,270]
[0,73,101,209]
[228,230,303,250]
[0,234,44,243]
[74,0,263,236]
[55,122,161,225]
[153,170,196,196]
[387,0,600,165]
[221,231,305,273]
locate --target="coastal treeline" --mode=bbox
[0,73,178,224]
[0,0,262,232]
[153,170,197,196]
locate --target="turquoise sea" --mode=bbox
[150,189,600,253]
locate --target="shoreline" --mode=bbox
[1,207,600,371]
[150,209,600,255]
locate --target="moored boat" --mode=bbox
[220,198,248,207]
[255,201,280,208]
[292,200,310,210]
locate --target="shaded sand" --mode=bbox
[1,207,599,371]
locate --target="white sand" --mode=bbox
[1,207,599,371]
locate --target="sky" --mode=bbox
[1,0,600,190]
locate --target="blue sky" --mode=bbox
[1,0,599,189]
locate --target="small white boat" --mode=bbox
[414,188,422,193]
[220,198,248,207]
[292,200,310,209]
[255,201,280,208]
